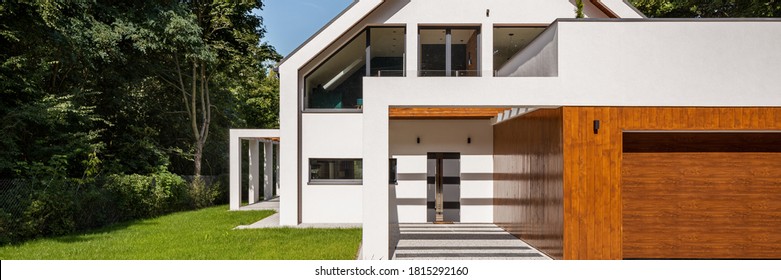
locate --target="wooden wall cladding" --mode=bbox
[562,107,623,260]
[493,108,564,260]
[561,107,781,260]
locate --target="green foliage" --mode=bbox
[235,69,281,129]
[631,0,781,17]
[187,177,220,209]
[105,171,189,219]
[1,0,281,178]
[21,181,77,238]
[0,0,279,244]
[576,0,585,18]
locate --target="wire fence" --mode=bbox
[0,179,38,219]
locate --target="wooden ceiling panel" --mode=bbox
[389,107,509,119]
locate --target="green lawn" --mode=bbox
[0,205,362,260]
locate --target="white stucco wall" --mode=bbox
[359,21,781,108]
[389,119,493,223]
[278,0,384,226]
[300,113,364,223]
[557,20,781,105]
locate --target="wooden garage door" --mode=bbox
[622,133,781,259]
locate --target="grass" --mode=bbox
[0,205,362,260]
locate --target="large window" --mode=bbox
[419,27,480,77]
[493,26,546,74]
[304,27,405,110]
[309,159,363,184]
[370,27,405,77]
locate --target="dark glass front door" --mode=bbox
[426,152,460,223]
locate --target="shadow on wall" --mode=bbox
[388,183,401,259]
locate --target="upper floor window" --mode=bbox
[493,26,546,74]
[419,27,480,77]
[304,26,405,110]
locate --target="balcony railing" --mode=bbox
[373,70,406,77]
[418,70,481,77]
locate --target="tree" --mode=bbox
[149,1,279,177]
[0,0,281,243]
[631,0,780,17]
[1,0,281,178]
[0,1,110,178]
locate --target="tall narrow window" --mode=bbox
[419,27,480,77]
[419,29,446,76]
[304,26,406,110]
[369,27,405,77]
[451,29,479,77]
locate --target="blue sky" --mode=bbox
[258,0,354,57]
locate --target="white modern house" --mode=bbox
[230,0,781,260]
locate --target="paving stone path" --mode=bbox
[392,223,551,260]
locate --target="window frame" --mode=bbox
[308,158,363,185]
[417,25,481,77]
[302,25,407,113]
[492,25,548,76]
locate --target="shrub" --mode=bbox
[74,180,121,229]
[186,176,219,209]
[22,180,77,238]
[0,171,202,245]
[0,209,13,244]
[105,171,188,219]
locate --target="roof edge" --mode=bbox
[590,0,619,18]
[620,0,648,18]
[278,0,360,66]
[590,0,648,18]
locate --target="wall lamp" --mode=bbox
[416,137,420,144]
[593,120,600,134]
[467,137,472,144]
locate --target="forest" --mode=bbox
[0,0,279,243]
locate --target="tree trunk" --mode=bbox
[191,61,211,177]
[161,53,211,178]
[194,139,203,177]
